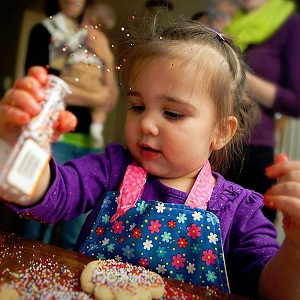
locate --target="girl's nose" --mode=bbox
[139,113,159,136]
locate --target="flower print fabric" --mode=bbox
[79,164,230,293]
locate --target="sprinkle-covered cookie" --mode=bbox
[80,259,165,300]
[0,283,19,300]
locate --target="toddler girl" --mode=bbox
[1,21,300,299]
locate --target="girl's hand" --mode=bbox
[52,110,78,142]
[0,66,47,143]
[0,66,77,144]
[264,153,300,246]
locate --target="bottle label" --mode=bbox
[7,139,49,196]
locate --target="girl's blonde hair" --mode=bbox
[118,19,259,176]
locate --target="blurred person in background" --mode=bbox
[191,0,240,32]
[191,11,206,22]
[225,0,300,222]
[59,2,119,149]
[23,0,119,250]
[145,0,174,11]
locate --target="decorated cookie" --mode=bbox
[80,259,165,300]
[0,283,19,300]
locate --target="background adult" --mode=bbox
[225,0,300,222]
[59,2,119,148]
[23,0,119,250]
[191,0,240,32]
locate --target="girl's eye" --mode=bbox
[164,110,185,120]
[129,105,145,113]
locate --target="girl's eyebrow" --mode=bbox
[127,90,139,97]
[127,90,196,110]
[164,96,197,110]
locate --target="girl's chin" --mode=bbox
[138,161,161,176]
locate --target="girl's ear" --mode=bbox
[211,116,238,150]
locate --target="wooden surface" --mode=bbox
[0,231,250,299]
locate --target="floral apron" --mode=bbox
[79,162,230,293]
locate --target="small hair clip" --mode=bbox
[205,26,225,42]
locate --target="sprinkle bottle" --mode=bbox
[0,75,71,202]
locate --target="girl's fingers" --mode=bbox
[52,111,77,141]
[274,153,288,164]
[265,153,289,179]
[1,67,75,142]
[58,111,78,133]
[264,153,300,238]
[0,103,30,126]
[264,177,300,221]
[0,66,50,143]
[4,88,42,116]
[13,77,45,103]
[264,194,300,218]
[1,70,47,120]
[266,160,300,179]
[27,66,49,84]
[5,66,48,112]
[266,179,300,198]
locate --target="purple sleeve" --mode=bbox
[228,193,278,297]
[6,143,133,223]
[210,174,279,297]
[272,14,300,117]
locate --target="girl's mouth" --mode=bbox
[140,145,161,159]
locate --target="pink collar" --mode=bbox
[110,161,213,222]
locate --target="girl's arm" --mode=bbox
[259,154,300,299]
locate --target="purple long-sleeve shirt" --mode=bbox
[6,143,279,298]
[245,13,300,147]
